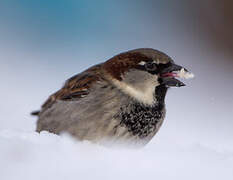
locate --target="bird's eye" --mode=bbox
[145,62,157,72]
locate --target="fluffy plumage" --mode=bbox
[33,48,193,147]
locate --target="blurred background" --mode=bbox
[0,0,233,146]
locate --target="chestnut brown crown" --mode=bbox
[103,48,173,81]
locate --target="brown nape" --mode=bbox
[103,52,150,81]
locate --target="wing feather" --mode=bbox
[39,64,104,113]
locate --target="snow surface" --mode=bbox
[0,129,233,180]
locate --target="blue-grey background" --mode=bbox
[0,0,233,145]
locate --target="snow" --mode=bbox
[177,68,195,79]
[0,129,233,180]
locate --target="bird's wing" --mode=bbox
[40,64,104,112]
[35,63,122,140]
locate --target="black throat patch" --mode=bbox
[115,85,167,138]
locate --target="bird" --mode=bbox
[32,48,193,147]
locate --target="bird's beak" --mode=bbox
[160,63,194,87]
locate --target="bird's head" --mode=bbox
[103,48,194,106]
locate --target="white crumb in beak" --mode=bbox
[138,61,146,65]
[176,68,195,79]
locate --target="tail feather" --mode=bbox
[31,110,40,116]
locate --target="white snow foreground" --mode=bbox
[0,130,233,180]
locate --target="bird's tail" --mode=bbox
[31,110,40,116]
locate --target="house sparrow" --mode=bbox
[33,48,194,147]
